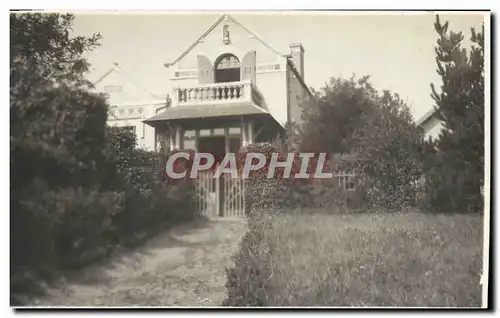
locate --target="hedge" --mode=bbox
[11,128,196,305]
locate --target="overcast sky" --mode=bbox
[73,11,486,120]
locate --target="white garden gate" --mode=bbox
[195,170,246,218]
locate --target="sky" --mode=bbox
[72,11,486,121]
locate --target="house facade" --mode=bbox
[416,108,445,141]
[142,14,311,157]
[92,63,166,151]
[96,14,312,217]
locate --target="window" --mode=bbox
[229,127,241,135]
[213,128,225,136]
[200,129,211,137]
[216,54,240,69]
[214,54,240,83]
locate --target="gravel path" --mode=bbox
[28,218,246,307]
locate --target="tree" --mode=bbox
[422,15,484,213]
[295,75,377,154]
[10,13,107,289]
[352,90,423,209]
[10,13,107,190]
[294,75,423,209]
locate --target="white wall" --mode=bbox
[107,101,165,150]
[255,66,288,124]
[166,17,289,125]
[422,115,445,141]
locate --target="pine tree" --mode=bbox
[423,15,485,213]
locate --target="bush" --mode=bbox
[291,75,423,211]
[11,128,197,300]
[224,143,290,306]
[223,210,276,306]
[309,185,367,211]
[236,143,295,216]
[10,14,198,302]
[22,185,123,269]
[11,180,124,299]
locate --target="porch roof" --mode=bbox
[143,102,269,127]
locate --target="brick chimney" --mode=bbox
[289,43,305,80]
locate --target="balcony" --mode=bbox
[172,80,264,109]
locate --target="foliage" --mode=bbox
[16,181,124,269]
[10,13,196,302]
[236,143,289,216]
[295,76,377,154]
[351,90,423,209]
[421,15,485,213]
[294,75,423,210]
[11,13,107,191]
[223,214,276,306]
[10,13,101,88]
[224,143,285,306]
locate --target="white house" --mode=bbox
[95,14,312,155]
[416,107,445,141]
[95,14,312,217]
[143,14,312,156]
[92,62,166,151]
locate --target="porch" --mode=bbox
[143,80,282,157]
[143,80,283,217]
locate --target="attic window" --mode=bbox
[214,54,241,83]
[216,54,240,69]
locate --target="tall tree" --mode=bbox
[10,13,107,189]
[295,75,377,154]
[423,15,485,213]
[294,75,423,209]
[352,90,423,209]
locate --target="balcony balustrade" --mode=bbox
[172,80,264,108]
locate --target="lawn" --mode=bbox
[263,210,483,307]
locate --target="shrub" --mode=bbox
[10,13,198,302]
[15,181,123,267]
[224,143,290,306]
[10,180,124,300]
[11,128,197,300]
[223,210,276,306]
[236,143,295,216]
[309,185,367,211]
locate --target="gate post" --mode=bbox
[216,173,222,217]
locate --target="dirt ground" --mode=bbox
[27,217,247,307]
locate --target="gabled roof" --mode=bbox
[416,107,443,127]
[91,62,164,101]
[163,14,288,68]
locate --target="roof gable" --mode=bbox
[91,63,164,106]
[164,14,287,68]
[416,107,444,127]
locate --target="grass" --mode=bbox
[254,210,483,307]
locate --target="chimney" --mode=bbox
[289,43,305,80]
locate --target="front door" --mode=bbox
[197,136,226,167]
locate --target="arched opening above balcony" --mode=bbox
[214,53,240,83]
